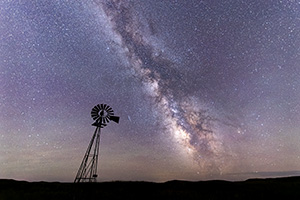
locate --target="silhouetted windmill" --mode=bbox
[74,104,120,183]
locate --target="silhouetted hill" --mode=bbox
[1,177,300,200]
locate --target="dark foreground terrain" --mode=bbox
[1,177,300,200]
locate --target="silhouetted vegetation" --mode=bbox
[1,177,300,200]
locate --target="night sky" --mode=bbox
[1,0,300,182]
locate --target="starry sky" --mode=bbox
[1,0,300,182]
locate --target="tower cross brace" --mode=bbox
[74,126,101,183]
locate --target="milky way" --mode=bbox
[1,0,300,182]
[92,0,234,172]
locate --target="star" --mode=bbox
[1,0,300,182]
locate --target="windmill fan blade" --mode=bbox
[100,104,104,110]
[91,114,97,118]
[92,121,99,127]
[107,111,114,116]
[91,109,98,114]
[91,115,98,120]
[91,109,99,120]
[91,111,98,116]
[96,104,101,110]
[109,116,120,123]
[91,111,98,117]
[91,109,98,113]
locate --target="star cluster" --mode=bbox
[1,0,300,182]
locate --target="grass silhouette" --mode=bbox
[1,177,300,200]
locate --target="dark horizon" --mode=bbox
[2,173,300,183]
[3,170,300,183]
[1,177,300,199]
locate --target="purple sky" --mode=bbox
[1,0,300,182]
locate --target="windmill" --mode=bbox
[74,104,120,183]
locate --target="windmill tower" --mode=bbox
[74,104,120,183]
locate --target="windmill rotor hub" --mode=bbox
[99,110,106,117]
